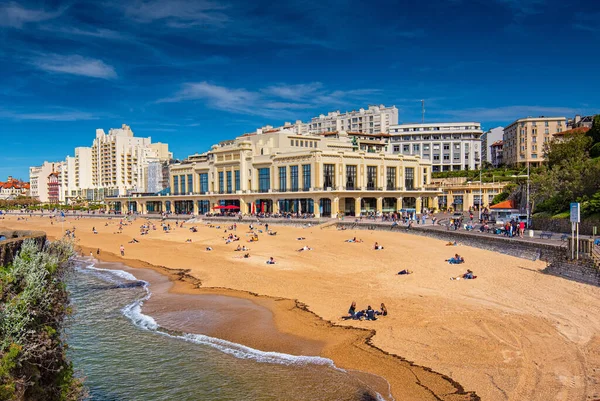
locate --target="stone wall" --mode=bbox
[544,256,600,286]
[0,230,47,267]
[532,217,600,236]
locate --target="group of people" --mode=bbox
[343,302,388,321]
[445,254,465,264]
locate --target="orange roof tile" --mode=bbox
[490,200,516,209]
[553,127,590,137]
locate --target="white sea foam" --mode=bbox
[75,259,394,400]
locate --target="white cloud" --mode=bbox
[123,0,228,27]
[158,81,381,119]
[0,2,63,28]
[0,108,99,121]
[41,25,130,41]
[441,105,579,121]
[32,54,117,79]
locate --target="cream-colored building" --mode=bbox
[427,179,508,212]
[109,129,440,217]
[503,116,566,167]
[307,105,398,134]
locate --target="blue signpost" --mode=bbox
[570,202,580,259]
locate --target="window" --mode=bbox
[433,144,440,150]
[323,164,335,188]
[173,175,179,195]
[279,166,287,191]
[405,167,414,190]
[200,173,208,194]
[366,166,377,190]
[258,168,270,192]
[532,154,538,158]
[393,145,400,152]
[453,154,460,160]
[545,128,549,134]
[235,170,240,192]
[188,174,193,194]
[180,175,186,194]
[226,171,232,193]
[413,144,420,152]
[423,144,430,151]
[386,167,396,190]
[290,165,299,191]
[403,145,410,152]
[302,164,311,190]
[346,165,357,189]
[433,155,440,161]
[545,121,549,127]
[218,172,224,193]
[443,154,450,161]
[532,136,537,143]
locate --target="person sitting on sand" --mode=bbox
[206,246,213,251]
[185,239,192,243]
[397,269,413,275]
[373,242,384,250]
[378,303,388,316]
[366,306,377,321]
[297,245,312,252]
[128,238,139,244]
[445,254,464,264]
[337,226,347,231]
[445,241,458,246]
[243,253,250,258]
[297,237,306,240]
[354,309,366,320]
[235,245,242,251]
[266,257,276,265]
[451,269,475,280]
[342,301,357,320]
[242,245,248,251]
[249,235,259,242]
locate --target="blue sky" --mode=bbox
[1,0,599,180]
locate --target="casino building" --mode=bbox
[108,129,441,217]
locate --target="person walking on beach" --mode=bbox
[120,245,125,257]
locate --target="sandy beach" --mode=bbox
[2,214,600,401]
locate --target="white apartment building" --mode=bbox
[29,161,64,203]
[388,122,483,172]
[307,105,398,134]
[481,126,503,165]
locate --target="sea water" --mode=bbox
[66,259,391,401]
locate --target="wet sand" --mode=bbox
[3,214,600,400]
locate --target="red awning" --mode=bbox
[213,205,226,209]
[223,205,240,210]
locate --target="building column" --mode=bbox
[433,196,439,211]
[161,201,166,213]
[313,197,321,218]
[354,197,362,217]
[376,197,383,214]
[396,196,403,211]
[135,201,142,214]
[239,198,248,214]
[333,197,340,218]
[273,198,280,214]
[193,200,199,215]
[416,196,422,214]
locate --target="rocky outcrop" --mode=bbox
[0,230,46,267]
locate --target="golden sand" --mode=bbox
[2,214,600,400]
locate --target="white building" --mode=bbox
[29,161,64,203]
[308,105,398,134]
[481,126,503,166]
[388,122,483,172]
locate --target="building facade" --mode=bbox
[568,114,595,129]
[503,117,566,167]
[388,122,483,172]
[29,161,64,203]
[0,177,30,200]
[490,140,504,167]
[307,105,398,135]
[427,179,508,212]
[108,130,440,217]
[481,126,503,166]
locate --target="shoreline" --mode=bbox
[76,243,478,401]
[2,215,599,400]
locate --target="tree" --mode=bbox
[587,114,600,144]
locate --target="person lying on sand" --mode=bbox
[206,246,213,251]
[297,237,306,240]
[185,239,192,243]
[397,269,413,275]
[243,253,250,258]
[365,306,377,321]
[268,231,277,236]
[297,246,313,252]
[345,237,363,243]
[337,226,347,231]
[451,269,476,280]
[445,254,464,264]
[445,241,458,246]
[373,242,384,250]
[128,238,139,244]
[266,257,276,264]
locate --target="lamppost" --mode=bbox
[479,167,483,220]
